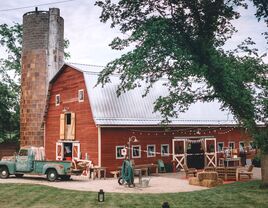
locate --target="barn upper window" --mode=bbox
[78,89,84,102]
[66,113,71,125]
[55,94,60,106]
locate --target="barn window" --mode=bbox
[55,94,60,106]
[239,141,244,150]
[132,145,141,158]
[217,142,224,152]
[66,113,71,125]
[147,145,156,157]
[78,89,84,102]
[116,146,125,159]
[18,149,28,156]
[161,144,169,156]
[228,141,235,150]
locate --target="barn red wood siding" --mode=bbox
[45,67,98,164]
[101,127,250,172]
[0,142,19,159]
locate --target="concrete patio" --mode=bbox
[0,168,261,193]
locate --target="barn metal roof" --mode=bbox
[68,63,237,126]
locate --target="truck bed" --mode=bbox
[33,160,72,174]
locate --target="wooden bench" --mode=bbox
[214,167,238,181]
[90,167,106,179]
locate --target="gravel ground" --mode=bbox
[0,168,261,194]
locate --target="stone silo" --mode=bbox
[20,8,64,147]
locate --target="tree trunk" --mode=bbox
[261,153,268,188]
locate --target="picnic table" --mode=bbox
[118,163,159,176]
[134,164,159,175]
[219,157,241,167]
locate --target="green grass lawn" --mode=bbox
[0,180,267,208]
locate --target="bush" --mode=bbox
[252,155,261,167]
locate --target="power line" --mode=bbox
[0,0,76,12]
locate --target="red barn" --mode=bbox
[44,63,253,173]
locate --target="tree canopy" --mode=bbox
[95,0,268,151]
[0,23,21,143]
[0,23,70,143]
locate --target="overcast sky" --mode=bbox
[0,0,267,66]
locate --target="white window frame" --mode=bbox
[217,142,224,152]
[161,144,170,157]
[115,146,125,159]
[228,141,235,150]
[78,89,84,102]
[147,145,156,157]
[239,141,245,148]
[55,94,60,106]
[132,145,141,158]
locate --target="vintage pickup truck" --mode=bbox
[0,147,72,181]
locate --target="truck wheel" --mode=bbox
[15,174,24,178]
[0,166,9,179]
[47,169,58,182]
[61,175,71,181]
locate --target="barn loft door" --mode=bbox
[70,112,75,140]
[72,142,80,160]
[59,112,76,140]
[56,142,63,160]
[59,114,65,139]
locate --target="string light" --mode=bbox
[129,127,235,136]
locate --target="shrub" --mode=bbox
[252,155,261,167]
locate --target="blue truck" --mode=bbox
[0,147,72,181]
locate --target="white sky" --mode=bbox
[0,0,267,66]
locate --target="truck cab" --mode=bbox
[15,148,34,172]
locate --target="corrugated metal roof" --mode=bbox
[66,63,236,126]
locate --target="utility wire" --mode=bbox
[0,0,76,12]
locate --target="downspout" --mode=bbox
[98,126,101,166]
[43,122,46,150]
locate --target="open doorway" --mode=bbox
[187,141,204,169]
[56,141,80,161]
[63,143,73,161]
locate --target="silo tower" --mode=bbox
[20,8,64,147]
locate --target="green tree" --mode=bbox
[252,0,268,25]
[0,23,70,144]
[95,0,268,186]
[0,23,21,143]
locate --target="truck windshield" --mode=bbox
[19,149,28,156]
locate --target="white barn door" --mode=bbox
[56,142,63,160]
[72,142,81,160]
[173,139,187,169]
